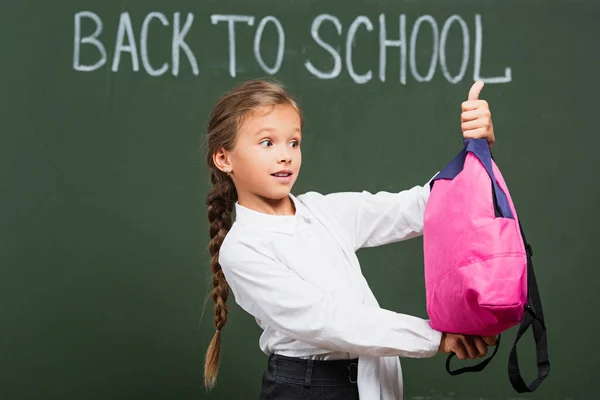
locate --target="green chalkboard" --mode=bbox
[1,0,599,399]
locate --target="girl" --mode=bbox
[203,79,496,399]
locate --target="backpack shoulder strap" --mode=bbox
[508,221,551,392]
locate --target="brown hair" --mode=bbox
[203,79,302,389]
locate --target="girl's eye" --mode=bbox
[290,140,300,148]
[259,139,272,147]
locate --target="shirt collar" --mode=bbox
[234,193,311,234]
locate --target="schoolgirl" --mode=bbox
[203,79,497,399]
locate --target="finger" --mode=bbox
[473,337,489,357]
[483,336,497,346]
[461,99,489,112]
[461,108,490,122]
[462,337,478,360]
[461,119,489,132]
[468,80,484,101]
[453,341,468,361]
[462,128,487,139]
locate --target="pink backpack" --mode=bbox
[423,139,549,392]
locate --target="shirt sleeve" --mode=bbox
[317,176,436,251]
[219,239,442,359]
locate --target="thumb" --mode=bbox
[468,80,484,101]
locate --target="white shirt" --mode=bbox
[219,181,443,400]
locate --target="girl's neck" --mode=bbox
[237,192,296,216]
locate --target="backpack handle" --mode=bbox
[445,333,502,375]
[432,139,514,219]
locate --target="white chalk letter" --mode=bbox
[112,12,140,72]
[440,15,469,84]
[346,16,373,84]
[379,14,406,84]
[253,16,285,75]
[409,15,439,82]
[211,14,255,77]
[73,11,107,72]
[140,12,169,77]
[173,12,199,76]
[474,14,511,83]
[304,14,342,79]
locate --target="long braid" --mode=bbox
[204,170,237,389]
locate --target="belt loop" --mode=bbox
[304,359,314,388]
[348,362,358,384]
[271,354,278,379]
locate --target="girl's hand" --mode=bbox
[439,332,496,360]
[461,80,495,148]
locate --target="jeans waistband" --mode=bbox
[269,354,359,386]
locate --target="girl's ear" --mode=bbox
[213,148,233,173]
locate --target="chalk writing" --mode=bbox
[210,14,255,78]
[73,11,512,84]
[254,16,285,75]
[74,11,198,76]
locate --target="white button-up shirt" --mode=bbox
[219,182,443,400]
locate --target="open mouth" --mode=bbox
[271,173,292,177]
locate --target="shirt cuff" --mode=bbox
[426,324,443,357]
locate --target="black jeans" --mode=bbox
[259,354,360,400]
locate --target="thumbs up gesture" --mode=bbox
[461,80,495,147]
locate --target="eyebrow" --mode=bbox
[254,127,302,137]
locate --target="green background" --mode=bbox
[1,0,598,398]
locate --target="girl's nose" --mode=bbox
[278,147,292,163]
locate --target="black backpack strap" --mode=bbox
[508,222,550,392]
[445,334,501,375]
